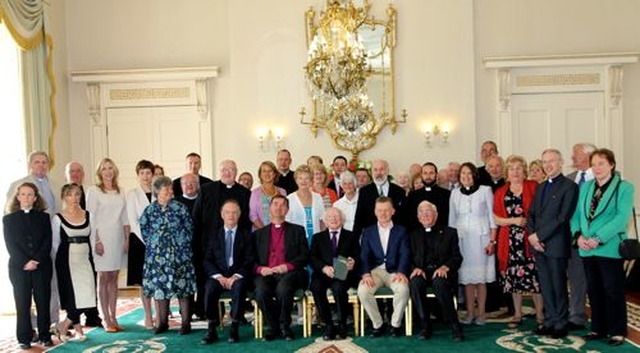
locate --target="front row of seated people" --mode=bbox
[197,194,464,344]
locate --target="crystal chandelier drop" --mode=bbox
[305,0,370,105]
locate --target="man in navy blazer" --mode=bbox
[527,149,579,339]
[253,195,309,341]
[201,200,254,344]
[357,197,410,338]
[309,207,360,340]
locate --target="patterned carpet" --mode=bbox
[0,296,639,352]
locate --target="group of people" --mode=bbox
[2,141,634,349]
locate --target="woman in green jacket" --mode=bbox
[570,148,634,346]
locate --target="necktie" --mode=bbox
[378,184,384,197]
[330,231,338,256]
[578,171,586,186]
[225,229,233,267]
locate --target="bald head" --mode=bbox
[65,162,85,184]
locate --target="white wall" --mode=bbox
[53,0,640,191]
[474,0,640,198]
[59,0,476,180]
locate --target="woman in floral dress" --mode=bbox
[140,176,196,335]
[494,155,544,329]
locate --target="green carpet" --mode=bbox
[48,307,639,352]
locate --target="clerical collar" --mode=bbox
[182,193,198,200]
[424,227,432,232]
[547,174,562,183]
[225,183,234,189]
[460,184,479,195]
[273,222,284,228]
[22,208,32,214]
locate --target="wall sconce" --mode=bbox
[423,123,450,146]
[256,127,285,152]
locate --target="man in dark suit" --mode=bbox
[201,200,254,344]
[478,141,498,186]
[409,201,463,342]
[253,195,308,341]
[172,152,213,197]
[309,207,360,340]
[327,155,348,198]
[527,149,579,339]
[405,162,450,231]
[274,149,298,194]
[193,159,251,251]
[564,142,597,330]
[357,197,410,338]
[353,159,406,237]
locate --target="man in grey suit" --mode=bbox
[5,151,62,215]
[565,142,596,330]
[527,149,579,339]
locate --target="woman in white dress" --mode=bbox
[53,184,96,341]
[126,160,154,329]
[449,162,497,325]
[86,158,130,332]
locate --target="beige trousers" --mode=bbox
[357,267,409,329]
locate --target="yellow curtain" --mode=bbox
[0,0,57,167]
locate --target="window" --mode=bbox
[0,22,27,313]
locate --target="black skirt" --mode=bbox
[127,233,146,286]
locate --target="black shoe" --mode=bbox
[370,324,386,338]
[608,336,625,346]
[154,323,169,334]
[582,332,606,341]
[418,328,432,340]
[534,326,554,336]
[390,326,403,338]
[453,330,465,342]
[200,330,219,344]
[566,322,586,331]
[39,340,53,347]
[18,342,31,350]
[322,326,336,341]
[282,327,294,341]
[84,317,104,328]
[228,323,239,343]
[336,324,348,340]
[179,323,192,335]
[551,328,568,339]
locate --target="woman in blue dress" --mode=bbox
[140,176,196,335]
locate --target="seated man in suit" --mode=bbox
[254,195,309,341]
[409,201,464,342]
[357,197,410,337]
[201,200,254,344]
[309,207,360,340]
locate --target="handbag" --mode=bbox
[619,207,640,260]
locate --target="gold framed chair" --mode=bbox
[304,288,360,337]
[252,289,308,339]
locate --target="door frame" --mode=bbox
[484,53,637,172]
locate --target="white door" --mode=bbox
[106,106,211,190]
[508,92,604,172]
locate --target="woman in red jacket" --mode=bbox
[494,155,544,329]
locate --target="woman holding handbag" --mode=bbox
[570,148,634,346]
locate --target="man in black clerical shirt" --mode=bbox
[409,201,463,342]
[274,149,297,194]
[405,162,450,231]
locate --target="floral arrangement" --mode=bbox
[328,158,372,180]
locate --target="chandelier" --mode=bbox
[301,0,407,158]
[305,0,370,105]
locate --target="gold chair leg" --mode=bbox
[405,298,412,336]
[360,300,365,337]
[302,297,308,338]
[353,300,359,337]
